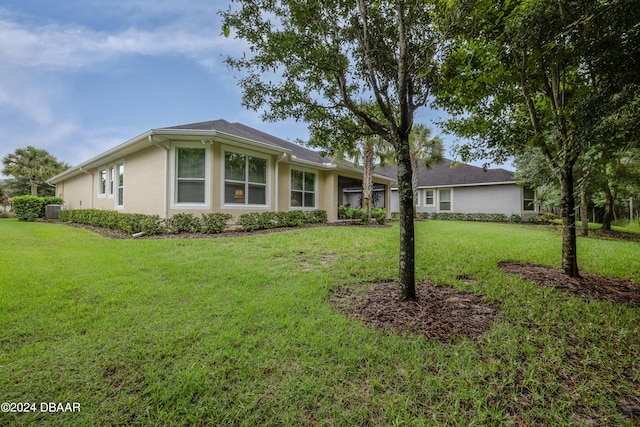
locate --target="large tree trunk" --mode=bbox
[559,167,579,277]
[411,156,419,219]
[602,184,614,231]
[395,138,416,301]
[580,190,589,237]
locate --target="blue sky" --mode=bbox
[0,0,500,178]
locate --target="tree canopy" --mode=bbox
[435,0,640,277]
[2,146,69,197]
[222,0,447,299]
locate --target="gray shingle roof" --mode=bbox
[377,159,514,187]
[162,119,331,164]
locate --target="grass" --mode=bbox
[0,218,639,426]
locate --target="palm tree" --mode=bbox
[335,135,392,220]
[2,146,67,196]
[409,124,444,216]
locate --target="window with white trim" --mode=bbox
[176,148,206,204]
[224,151,267,205]
[116,162,124,208]
[425,190,435,206]
[523,187,535,211]
[439,189,451,211]
[108,166,115,197]
[291,169,315,208]
[98,168,107,196]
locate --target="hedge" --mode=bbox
[236,210,328,232]
[417,212,533,223]
[12,195,63,222]
[58,210,233,236]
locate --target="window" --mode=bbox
[291,170,316,208]
[116,162,124,208]
[224,151,267,205]
[425,190,434,206]
[176,148,206,204]
[98,169,107,196]
[108,166,115,196]
[523,187,535,211]
[439,189,451,211]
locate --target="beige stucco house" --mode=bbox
[46,120,394,222]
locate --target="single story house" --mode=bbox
[348,160,536,217]
[46,120,394,222]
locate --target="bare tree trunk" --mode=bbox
[560,166,579,277]
[580,190,589,237]
[395,137,416,301]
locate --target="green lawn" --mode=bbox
[1,219,639,426]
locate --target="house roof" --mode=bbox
[162,120,331,165]
[47,119,393,185]
[377,159,515,188]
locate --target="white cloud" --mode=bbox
[0,18,236,71]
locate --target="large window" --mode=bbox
[176,148,206,203]
[523,187,535,211]
[116,162,124,208]
[439,189,451,211]
[224,151,267,205]
[291,170,315,208]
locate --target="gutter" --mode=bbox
[149,134,170,219]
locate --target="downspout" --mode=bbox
[275,152,287,211]
[149,134,170,219]
[78,167,94,209]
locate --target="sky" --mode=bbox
[0,0,506,179]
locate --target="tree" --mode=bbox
[436,0,640,277]
[335,135,392,221]
[222,0,447,300]
[2,146,69,197]
[409,124,444,216]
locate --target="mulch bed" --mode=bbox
[498,261,640,307]
[329,280,500,342]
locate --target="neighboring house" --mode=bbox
[46,120,394,222]
[374,160,536,217]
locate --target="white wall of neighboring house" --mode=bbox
[390,183,531,216]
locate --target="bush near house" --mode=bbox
[417,212,534,223]
[58,209,233,236]
[12,195,63,221]
[236,210,328,232]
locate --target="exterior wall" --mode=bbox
[391,183,527,216]
[318,171,338,222]
[451,184,521,215]
[56,173,93,210]
[117,146,166,215]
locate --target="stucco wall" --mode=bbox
[391,183,525,215]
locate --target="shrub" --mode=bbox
[59,209,163,235]
[303,210,328,224]
[12,196,46,221]
[236,210,327,232]
[538,212,558,222]
[339,206,368,222]
[509,214,522,223]
[201,213,233,234]
[372,208,387,225]
[166,213,201,233]
[236,212,278,232]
